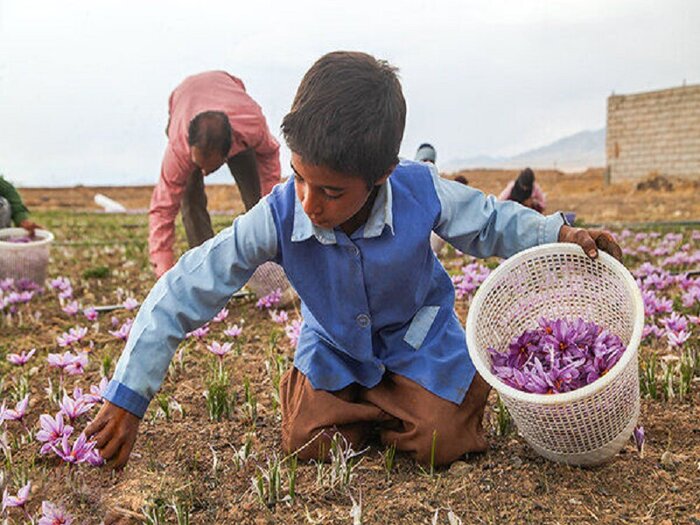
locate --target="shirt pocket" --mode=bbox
[403,305,440,351]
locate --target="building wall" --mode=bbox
[606,84,700,182]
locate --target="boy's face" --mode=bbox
[290,153,389,231]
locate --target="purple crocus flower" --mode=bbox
[285,319,303,347]
[667,330,691,348]
[64,352,88,376]
[212,307,229,323]
[108,318,133,341]
[62,301,80,316]
[660,312,689,333]
[1,395,29,424]
[186,324,209,340]
[84,377,109,404]
[123,297,139,311]
[489,317,626,394]
[58,393,93,422]
[269,309,289,324]
[256,288,282,310]
[38,500,74,525]
[36,413,74,455]
[6,348,36,366]
[206,341,233,358]
[633,425,645,457]
[51,433,99,465]
[56,326,88,347]
[2,481,31,513]
[83,307,98,322]
[223,324,242,338]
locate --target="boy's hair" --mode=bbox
[282,51,406,188]
[187,111,233,158]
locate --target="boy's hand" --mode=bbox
[85,400,141,470]
[558,224,623,262]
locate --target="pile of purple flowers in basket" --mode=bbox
[488,317,626,394]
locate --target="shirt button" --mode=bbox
[356,313,371,328]
[348,245,360,257]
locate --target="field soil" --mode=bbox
[19,168,700,224]
[1,168,699,524]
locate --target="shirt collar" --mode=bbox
[291,177,394,244]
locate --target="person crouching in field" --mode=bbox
[498,167,546,213]
[85,51,622,469]
[0,175,42,235]
[149,71,282,278]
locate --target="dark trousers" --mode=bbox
[181,148,261,248]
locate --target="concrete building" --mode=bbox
[606,84,700,182]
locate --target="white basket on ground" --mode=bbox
[246,261,296,307]
[0,228,55,285]
[466,243,644,466]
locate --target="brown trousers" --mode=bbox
[181,148,261,248]
[280,367,491,466]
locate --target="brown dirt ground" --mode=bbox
[19,168,700,224]
[3,169,699,524]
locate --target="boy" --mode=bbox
[86,52,621,469]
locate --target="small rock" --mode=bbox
[568,498,582,505]
[509,455,523,468]
[448,461,472,476]
[669,485,679,493]
[660,451,677,468]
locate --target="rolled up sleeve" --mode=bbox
[430,165,564,259]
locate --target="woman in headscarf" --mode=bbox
[498,167,546,213]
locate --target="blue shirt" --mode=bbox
[104,161,564,418]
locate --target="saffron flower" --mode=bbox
[256,288,282,309]
[633,425,645,458]
[6,348,36,366]
[488,317,626,394]
[84,377,109,404]
[51,433,102,465]
[39,500,74,525]
[36,413,74,454]
[223,324,243,338]
[212,307,229,323]
[1,395,29,425]
[83,307,98,322]
[2,481,31,513]
[206,341,233,358]
[64,352,89,376]
[186,324,209,340]
[108,318,133,340]
[56,326,88,347]
[285,319,303,347]
[62,300,80,316]
[58,393,94,422]
[269,309,289,324]
[123,297,139,311]
[666,330,691,348]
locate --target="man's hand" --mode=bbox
[558,224,623,262]
[19,219,42,237]
[85,400,141,470]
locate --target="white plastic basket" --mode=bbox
[246,261,296,307]
[0,228,55,285]
[466,243,644,466]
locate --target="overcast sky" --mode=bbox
[1,0,698,187]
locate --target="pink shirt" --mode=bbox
[149,71,281,275]
[497,180,546,212]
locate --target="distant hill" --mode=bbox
[443,128,606,173]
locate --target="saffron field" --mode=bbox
[1,211,699,524]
